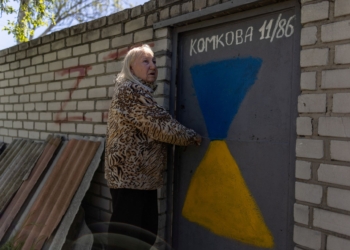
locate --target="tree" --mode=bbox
[1,0,55,42]
[1,0,131,43]
[37,0,126,38]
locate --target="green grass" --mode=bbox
[0,238,24,250]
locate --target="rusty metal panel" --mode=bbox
[172,2,299,250]
[47,136,105,250]
[0,139,46,215]
[0,135,62,241]
[15,138,101,250]
[6,141,69,244]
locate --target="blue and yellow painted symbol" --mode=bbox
[182,57,274,248]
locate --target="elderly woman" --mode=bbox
[105,44,201,249]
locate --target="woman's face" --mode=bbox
[130,50,158,83]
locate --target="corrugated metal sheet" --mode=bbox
[15,138,102,250]
[7,141,69,244]
[0,139,47,215]
[0,139,27,176]
[47,136,104,250]
[0,135,62,241]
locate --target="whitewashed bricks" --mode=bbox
[91,40,110,53]
[296,139,323,159]
[327,235,350,250]
[295,160,311,180]
[295,182,323,204]
[301,1,329,24]
[318,117,350,138]
[327,187,350,212]
[318,163,350,186]
[300,71,316,90]
[293,225,321,250]
[330,140,350,162]
[77,124,93,134]
[298,94,326,113]
[322,69,350,89]
[297,117,312,136]
[314,208,350,236]
[125,17,145,33]
[334,0,350,17]
[300,48,328,67]
[322,20,350,42]
[335,44,350,64]
[134,28,153,43]
[294,203,309,225]
[333,93,350,113]
[111,34,133,48]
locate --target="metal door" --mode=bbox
[172,2,300,250]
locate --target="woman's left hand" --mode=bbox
[193,134,202,146]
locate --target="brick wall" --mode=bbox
[0,0,229,244]
[294,0,350,249]
[1,0,350,248]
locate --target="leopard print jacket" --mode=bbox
[105,77,197,190]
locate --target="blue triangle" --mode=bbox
[190,57,262,140]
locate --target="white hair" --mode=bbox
[116,44,154,86]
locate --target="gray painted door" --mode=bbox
[173,3,299,250]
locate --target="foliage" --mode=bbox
[0,0,15,15]
[0,237,24,250]
[1,0,55,43]
[0,0,132,43]
[38,0,128,37]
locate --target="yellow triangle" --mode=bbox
[182,140,274,248]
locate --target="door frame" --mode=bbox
[165,1,301,248]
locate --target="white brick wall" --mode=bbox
[298,94,326,113]
[125,17,145,33]
[111,34,133,48]
[300,71,316,90]
[322,69,350,89]
[77,124,93,134]
[134,28,153,42]
[322,20,350,42]
[335,44,350,64]
[334,0,350,17]
[301,1,329,24]
[330,140,350,162]
[318,117,350,138]
[91,40,109,53]
[296,1,350,242]
[296,139,323,159]
[314,208,350,236]
[293,225,321,250]
[295,182,323,204]
[295,160,311,180]
[318,163,350,186]
[297,117,312,136]
[333,93,350,113]
[300,48,329,67]
[327,187,350,212]
[327,235,350,250]
[294,203,309,224]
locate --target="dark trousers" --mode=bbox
[108,188,158,250]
